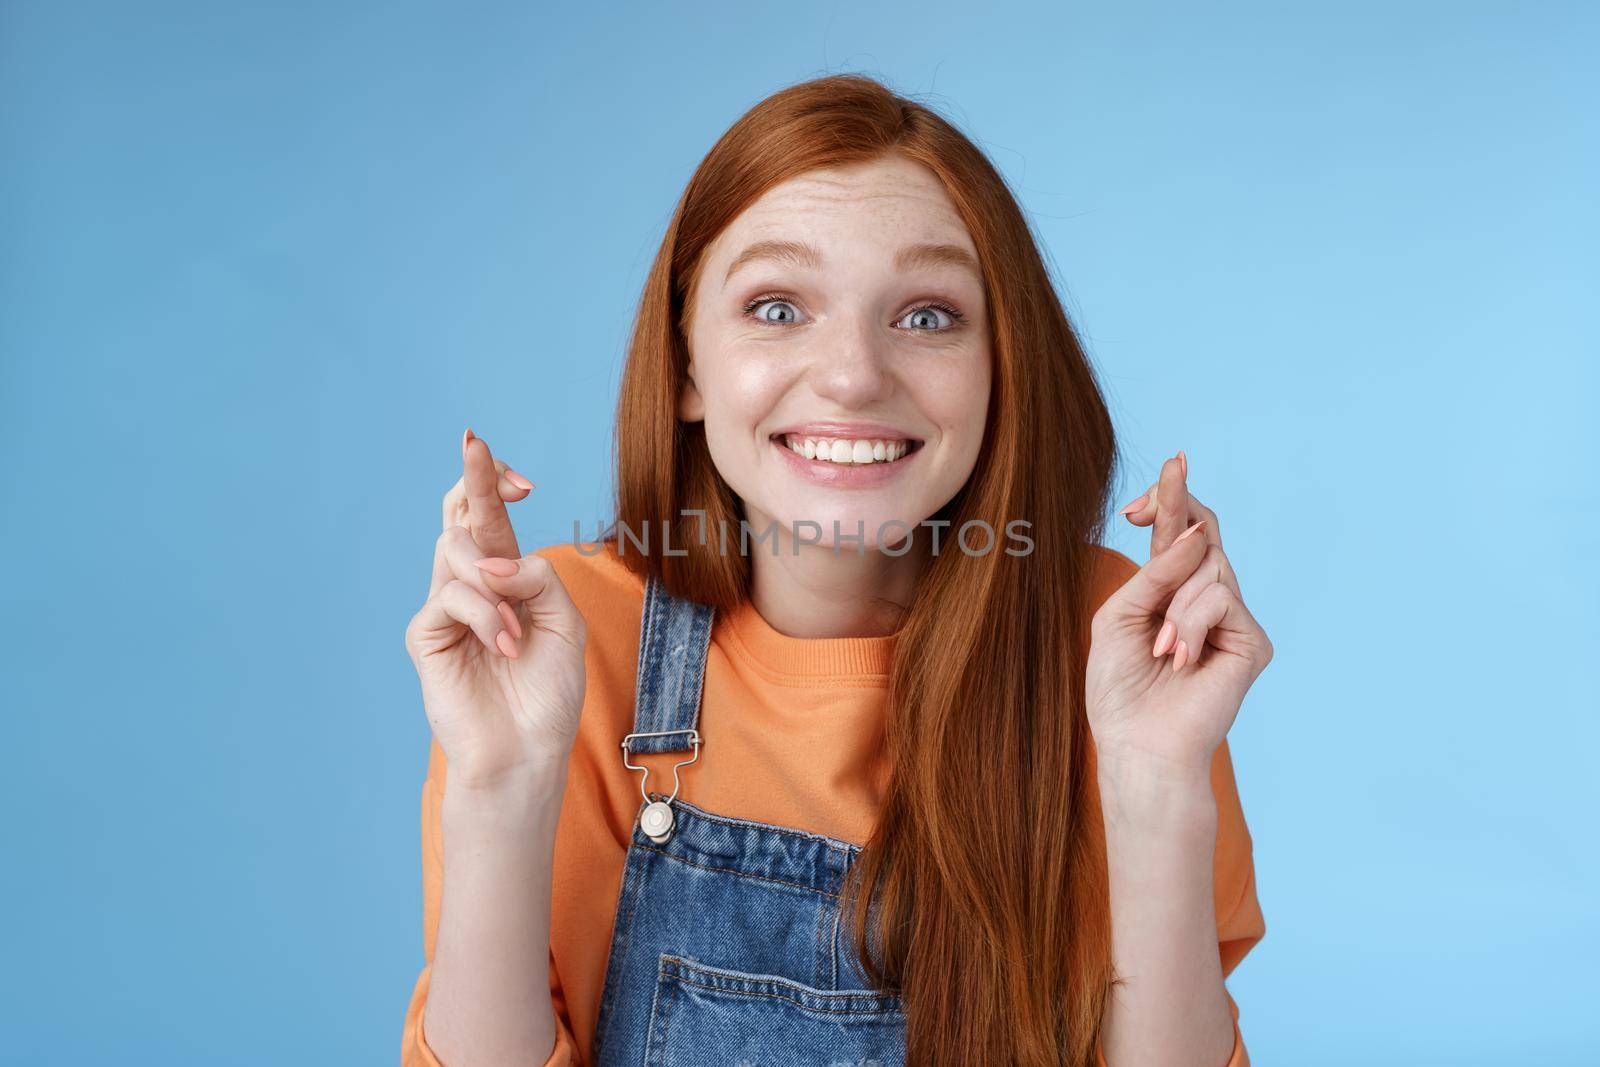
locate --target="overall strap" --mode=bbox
[624,573,716,755]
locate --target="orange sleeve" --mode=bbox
[1206,736,1265,1066]
[400,738,581,1067]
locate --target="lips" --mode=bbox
[766,421,924,467]
[768,425,926,489]
[774,433,921,465]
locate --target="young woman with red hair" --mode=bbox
[401,74,1272,1067]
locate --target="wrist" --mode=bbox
[1097,754,1217,834]
[446,742,571,795]
[442,754,569,829]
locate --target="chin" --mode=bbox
[756,500,927,553]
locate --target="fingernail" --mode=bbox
[505,468,535,491]
[496,599,523,640]
[1178,450,1188,477]
[463,428,475,457]
[495,630,520,659]
[1173,639,1189,671]
[473,557,520,577]
[1153,618,1177,657]
[1174,519,1206,546]
[1119,491,1150,516]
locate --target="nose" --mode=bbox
[807,313,894,409]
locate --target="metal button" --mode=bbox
[640,800,675,842]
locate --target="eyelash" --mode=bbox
[739,291,969,331]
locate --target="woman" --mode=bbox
[400,74,1271,1067]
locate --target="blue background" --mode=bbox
[4,2,1594,1063]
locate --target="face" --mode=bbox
[680,155,992,553]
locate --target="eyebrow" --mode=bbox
[722,239,982,286]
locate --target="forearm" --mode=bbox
[425,758,568,1067]
[1097,757,1235,1067]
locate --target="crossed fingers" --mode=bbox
[1118,450,1241,601]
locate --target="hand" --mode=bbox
[1085,452,1274,782]
[404,429,589,789]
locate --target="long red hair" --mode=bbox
[609,73,1120,1066]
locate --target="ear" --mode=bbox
[678,361,706,422]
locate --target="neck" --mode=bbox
[745,530,931,639]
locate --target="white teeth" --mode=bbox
[780,434,915,464]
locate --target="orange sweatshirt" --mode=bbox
[400,540,1266,1066]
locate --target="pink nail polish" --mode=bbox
[473,557,520,577]
[1178,450,1188,477]
[1152,618,1177,657]
[1174,519,1206,546]
[505,469,535,491]
[1173,639,1189,671]
[495,630,520,659]
[496,599,523,640]
[463,428,475,459]
[1119,492,1150,516]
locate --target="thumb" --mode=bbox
[1100,520,1209,621]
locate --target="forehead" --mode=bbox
[709,156,975,261]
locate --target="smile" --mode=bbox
[773,433,923,465]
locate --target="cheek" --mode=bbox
[699,349,795,431]
[913,354,991,439]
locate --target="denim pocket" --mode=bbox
[643,954,906,1067]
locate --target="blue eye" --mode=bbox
[739,292,968,332]
[748,298,801,324]
[899,306,955,330]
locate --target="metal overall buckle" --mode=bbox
[620,729,700,844]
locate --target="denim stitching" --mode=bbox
[634,842,840,897]
[829,904,840,988]
[815,894,827,989]
[664,977,901,1016]
[592,840,649,1061]
[658,956,903,1015]
[670,796,862,855]
[641,952,672,1067]
[630,575,716,750]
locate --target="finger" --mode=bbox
[429,524,454,599]
[1154,543,1240,660]
[1120,483,1158,518]
[1186,495,1223,552]
[1124,492,1225,552]
[501,470,534,502]
[462,434,521,559]
[1122,457,1224,535]
[1168,580,1270,675]
[472,552,587,649]
[1150,455,1191,556]
[1117,482,1156,523]
[496,598,523,642]
[433,523,510,605]
[440,458,532,534]
[429,524,499,602]
[1096,517,1210,624]
[407,578,519,660]
[1175,496,1237,600]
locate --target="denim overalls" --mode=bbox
[591,575,908,1067]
